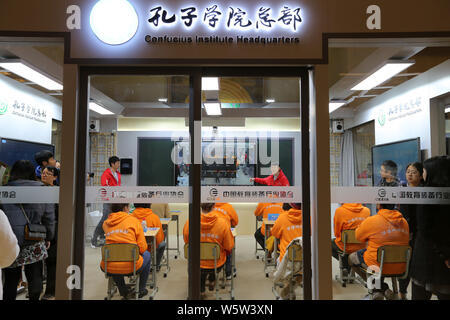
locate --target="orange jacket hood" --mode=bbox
[286,209,302,224]
[377,209,405,227]
[104,211,130,227]
[342,203,365,213]
[131,207,152,220]
[201,212,219,230]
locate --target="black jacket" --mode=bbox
[0,179,55,247]
[409,204,450,285]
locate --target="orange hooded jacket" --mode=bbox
[334,203,370,253]
[183,211,234,269]
[254,203,284,235]
[131,207,164,248]
[100,211,147,274]
[270,208,302,261]
[355,209,409,275]
[214,203,239,227]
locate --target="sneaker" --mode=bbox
[372,291,385,300]
[208,280,215,291]
[226,274,232,280]
[41,294,55,300]
[400,292,408,300]
[384,289,395,300]
[138,288,148,299]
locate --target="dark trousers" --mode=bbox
[331,239,350,271]
[112,251,151,296]
[411,282,450,300]
[3,262,43,300]
[44,240,57,296]
[225,254,232,276]
[254,228,265,250]
[398,238,414,294]
[200,265,224,293]
[92,203,111,244]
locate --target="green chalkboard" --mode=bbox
[138,138,175,186]
[257,138,294,185]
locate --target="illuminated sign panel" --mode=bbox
[88,1,305,46]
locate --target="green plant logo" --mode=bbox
[378,109,386,127]
[0,99,8,115]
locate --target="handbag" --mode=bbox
[19,204,47,242]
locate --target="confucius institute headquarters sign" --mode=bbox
[0,0,449,61]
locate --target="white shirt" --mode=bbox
[0,209,20,300]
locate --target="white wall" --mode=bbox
[0,73,62,144]
[346,59,450,157]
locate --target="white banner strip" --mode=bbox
[0,187,59,204]
[201,186,302,203]
[331,187,450,204]
[85,186,190,203]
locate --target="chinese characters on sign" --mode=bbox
[10,100,47,124]
[387,97,422,121]
[147,5,302,31]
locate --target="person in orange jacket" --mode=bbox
[213,202,238,279]
[349,203,409,300]
[131,203,166,271]
[270,203,303,263]
[254,202,284,250]
[100,203,150,299]
[331,203,370,274]
[183,203,234,296]
[214,203,239,228]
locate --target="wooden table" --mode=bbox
[144,227,160,300]
[263,219,278,277]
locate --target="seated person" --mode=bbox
[254,202,284,250]
[183,203,234,297]
[100,203,150,299]
[131,203,166,271]
[271,203,303,264]
[271,203,303,300]
[331,203,370,274]
[214,203,238,228]
[213,203,238,280]
[349,203,409,300]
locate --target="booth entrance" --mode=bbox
[75,66,312,300]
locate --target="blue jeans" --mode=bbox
[156,241,166,267]
[112,251,151,295]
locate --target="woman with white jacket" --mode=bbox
[0,209,20,300]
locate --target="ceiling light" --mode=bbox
[266,99,275,103]
[158,98,168,102]
[204,102,222,116]
[89,101,114,115]
[202,77,219,91]
[445,107,450,114]
[329,100,347,113]
[351,60,415,91]
[0,60,63,91]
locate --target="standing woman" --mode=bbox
[0,160,55,300]
[409,156,450,300]
[250,162,290,186]
[40,166,59,300]
[398,162,424,299]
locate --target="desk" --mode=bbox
[263,219,278,278]
[144,227,160,300]
[160,218,171,277]
[169,211,181,258]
